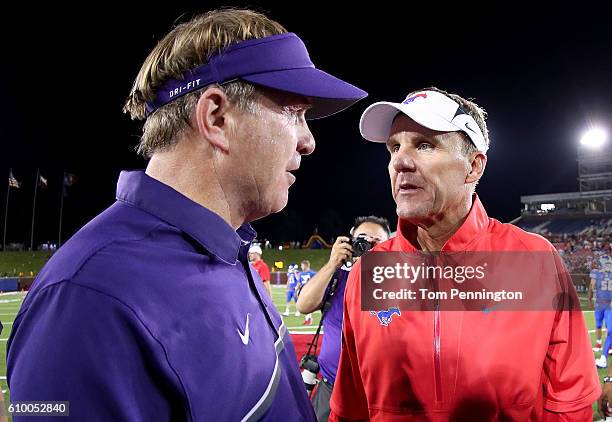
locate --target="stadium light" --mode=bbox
[580,128,607,148]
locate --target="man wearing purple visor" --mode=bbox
[7,9,366,421]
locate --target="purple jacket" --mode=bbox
[7,171,315,422]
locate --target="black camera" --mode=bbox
[351,234,373,258]
[299,354,320,393]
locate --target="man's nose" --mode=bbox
[298,124,315,156]
[391,149,416,173]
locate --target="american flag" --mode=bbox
[8,170,20,188]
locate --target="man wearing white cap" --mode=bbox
[249,244,272,298]
[330,87,599,420]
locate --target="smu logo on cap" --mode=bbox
[402,92,427,104]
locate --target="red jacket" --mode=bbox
[251,259,270,282]
[330,196,600,421]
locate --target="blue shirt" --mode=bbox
[594,269,612,306]
[591,269,603,282]
[298,270,316,286]
[7,171,315,422]
[287,272,300,291]
[319,267,350,383]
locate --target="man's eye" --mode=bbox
[417,142,433,151]
[389,144,400,153]
[284,107,306,122]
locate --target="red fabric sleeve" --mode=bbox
[542,405,592,421]
[260,261,270,282]
[329,264,370,422]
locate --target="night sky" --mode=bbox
[1,2,611,246]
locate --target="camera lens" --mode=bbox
[352,236,373,258]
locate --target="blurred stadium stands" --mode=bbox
[512,142,612,285]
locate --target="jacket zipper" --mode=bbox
[433,271,443,403]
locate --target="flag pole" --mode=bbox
[3,169,10,252]
[30,168,39,251]
[58,172,65,247]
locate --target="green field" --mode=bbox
[0,292,24,420]
[0,290,608,420]
[255,249,331,272]
[0,250,331,277]
[0,252,52,277]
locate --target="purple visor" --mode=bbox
[145,33,367,119]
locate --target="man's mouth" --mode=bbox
[286,170,297,185]
[399,181,422,193]
[286,156,301,185]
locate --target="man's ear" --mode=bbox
[466,152,487,184]
[194,87,233,153]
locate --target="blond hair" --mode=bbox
[123,9,287,158]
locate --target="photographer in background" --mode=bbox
[296,216,391,421]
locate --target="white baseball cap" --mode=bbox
[359,90,488,153]
[248,244,263,255]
